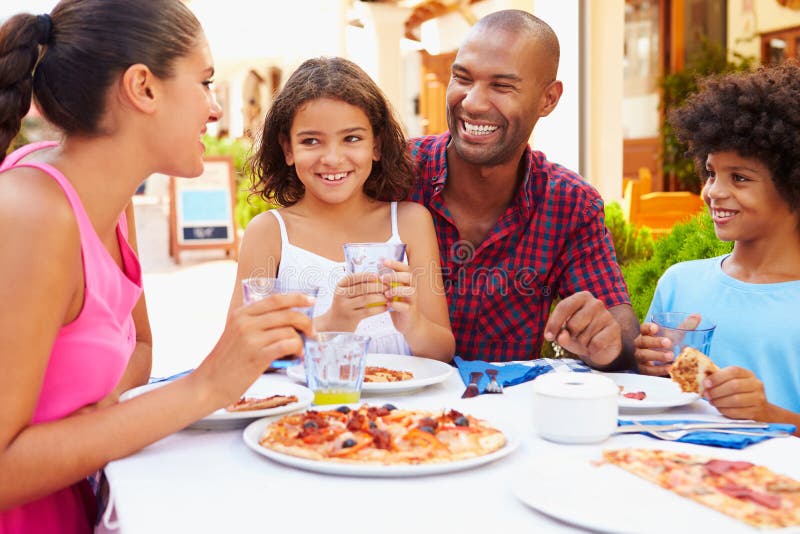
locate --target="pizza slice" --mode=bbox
[364,366,414,383]
[226,394,298,412]
[669,346,719,394]
[603,448,800,529]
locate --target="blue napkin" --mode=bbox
[618,419,796,449]
[454,356,591,394]
[148,369,193,384]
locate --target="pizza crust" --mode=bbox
[669,347,719,394]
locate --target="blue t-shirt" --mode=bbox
[647,255,800,412]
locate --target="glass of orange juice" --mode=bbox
[343,243,406,308]
[304,332,370,405]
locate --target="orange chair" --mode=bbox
[622,167,653,198]
[623,178,706,238]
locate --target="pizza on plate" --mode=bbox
[259,404,506,464]
[670,347,719,394]
[226,394,298,412]
[603,448,800,529]
[363,366,414,383]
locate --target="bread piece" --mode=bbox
[669,347,719,394]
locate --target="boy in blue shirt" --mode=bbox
[634,60,800,432]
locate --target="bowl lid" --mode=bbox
[533,372,618,399]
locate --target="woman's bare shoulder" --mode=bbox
[0,166,79,244]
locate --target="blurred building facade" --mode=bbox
[8,0,800,200]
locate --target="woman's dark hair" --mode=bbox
[0,0,201,162]
[670,60,800,213]
[250,57,415,205]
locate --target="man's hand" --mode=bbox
[544,292,624,368]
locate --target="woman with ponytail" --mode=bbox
[0,2,312,532]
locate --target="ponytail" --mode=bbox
[0,0,201,164]
[0,14,49,162]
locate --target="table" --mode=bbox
[104,371,800,534]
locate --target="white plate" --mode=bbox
[598,372,699,414]
[286,353,453,394]
[513,449,792,534]
[243,413,519,477]
[120,375,313,430]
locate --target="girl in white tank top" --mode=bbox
[230,58,454,362]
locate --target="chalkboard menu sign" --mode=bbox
[168,156,239,264]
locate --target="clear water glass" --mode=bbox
[304,332,370,405]
[650,311,716,359]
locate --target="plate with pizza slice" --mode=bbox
[598,372,700,414]
[243,404,519,476]
[286,353,453,395]
[120,375,313,430]
[513,447,800,533]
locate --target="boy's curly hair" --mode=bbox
[249,57,415,206]
[670,59,800,213]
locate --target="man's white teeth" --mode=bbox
[464,121,498,136]
[714,209,736,218]
[321,172,348,181]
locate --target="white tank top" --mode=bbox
[269,202,411,355]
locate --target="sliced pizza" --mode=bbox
[670,347,719,394]
[603,448,800,529]
[226,394,298,412]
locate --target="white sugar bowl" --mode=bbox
[532,372,619,444]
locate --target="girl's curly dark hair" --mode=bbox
[249,57,415,206]
[670,59,800,213]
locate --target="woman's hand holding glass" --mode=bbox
[192,293,314,409]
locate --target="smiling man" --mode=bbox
[409,10,638,369]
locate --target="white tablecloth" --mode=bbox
[104,371,800,534]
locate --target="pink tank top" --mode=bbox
[0,142,143,534]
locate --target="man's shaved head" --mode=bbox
[470,10,560,82]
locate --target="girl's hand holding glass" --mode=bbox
[315,272,388,332]
[381,259,421,333]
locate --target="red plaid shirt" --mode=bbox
[409,133,630,361]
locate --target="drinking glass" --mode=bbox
[241,277,320,369]
[343,243,407,275]
[650,311,716,359]
[304,332,370,405]
[241,277,319,316]
[343,243,406,308]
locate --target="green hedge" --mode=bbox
[604,202,654,266]
[202,135,276,229]
[622,212,732,321]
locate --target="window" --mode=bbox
[761,26,800,65]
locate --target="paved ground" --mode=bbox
[133,175,238,377]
